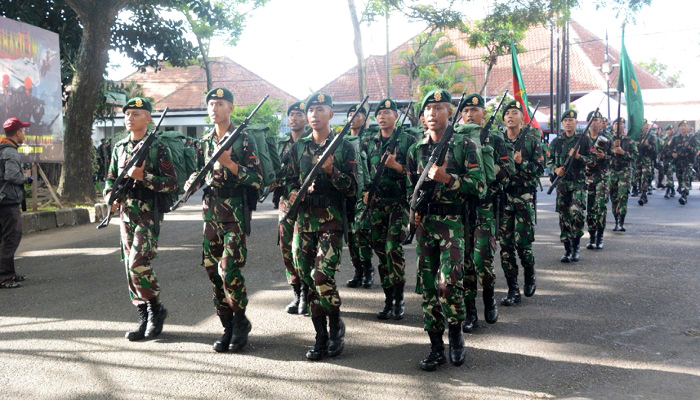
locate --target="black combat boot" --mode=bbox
[638,193,646,206]
[327,310,345,357]
[482,285,499,323]
[670,186,676,197]
[613,215,620,231]
[596,229,605,249]
[213,312,233,352]
[523,267,536,297]
[586,231,597,250]
[618,215,626,232]
[679,194,687,205]
[306,316,329,361]
[501,276,521,306]
[286,284,301,314]
[420,331,446,372]
[346,264,363,288]
[570,238,581,262]
[448,323,466,366]
[298,283,309,315]
[144,298,167,339]
[125,304,148,341]
[229,311,252,352]
[362,261,374,288]
[664,188,671,199]
[377,286,394,320]
[392,282,405,320]
[560,240,572,263]
[631,185,639,197]
[463,298,478,333]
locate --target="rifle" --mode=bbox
[356,101,413,226]
[97,107,169,229]
[513,101,541,153]
[283,96,370,222]
[547,106,599,195]
[170,95,269,212]
[403,88,469,245]
[480,90,509,145]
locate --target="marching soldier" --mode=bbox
[669,120,697,205]
[659,125,675,197]
[549,109,593,262]
[362,99,416,320]
[104,98,178,341]
[406,89,486,371]
[184,88,263,353]
[609,117,638,231]
[277,101,309,314]
[584,111,611,250]
[499,101,543,306]
[287,93,357,361]
[636,120,658,205]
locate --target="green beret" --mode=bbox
[420,89,451,114]
[461,94,485,110]
[679,120,689,127]
[205,87,234,104]
[561,109,577,121]
[347,103,368,118]
[665,125,674,131]
[613,117,626,125]
[287,101,306,116]
[501,100,523,118]
[122,97,152,113]
[374,98,398,116]
[306,93,333,108]
[586,110,603,122]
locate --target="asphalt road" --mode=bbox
[1,184,699,400]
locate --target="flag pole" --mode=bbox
[616,24,625,139]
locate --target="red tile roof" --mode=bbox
[319,20,666,102]
[120,57,298,110]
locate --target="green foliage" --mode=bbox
[484,92,515,127]
[638,58,684,88]
[361,0,468,30]
[230,100,283,137]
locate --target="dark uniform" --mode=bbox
[636,121,658,204]
[669,121,697,205]
[609,118,638,231]
[584,111,612,250]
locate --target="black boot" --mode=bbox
[392,282,405,320]
[664,188,670,199]
[448,323,466,366]
[346,264,363,288]
[213,312,233,352]
[631,186,639,197]
[298,283,309,315]
[596,229,605,249]
[586,231,596,250]
[482,285,499,323]
[286,284,301,314]
[463,298,478,332]
[229,311,251,352]
[670,187,676,197]
[613,215,620,231]
[501,276,521,306]
[125,304,148,341]
[419,331,446,371]
[145,299,167,339]
[679,194,687,205]
[618,215,626,232]
[362,262,374,288]
[306,316,329,361]
[638,193,646,206]
[523,267,536,297]
[328,310,345,357]
[377,286,394,320]
[560,240,572,263]
[570,238,581,262]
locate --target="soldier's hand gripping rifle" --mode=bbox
[170,95,269,211]
[283,96,370,222]
[547,106,599,195]
[512,101,540,153]
[97,107,170,229]
[356,101,413,226]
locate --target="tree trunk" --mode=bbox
[479,55,497,96]
[60,0,128,203]
[347,0,366,100]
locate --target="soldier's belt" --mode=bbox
[204,186,246,198]
[423,203,464,216]
[127,188,155,202]
[505,186,535,195]
[300,194,342,208]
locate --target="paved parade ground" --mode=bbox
[1,186,699,400]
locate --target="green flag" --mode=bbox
[616,26,644,140]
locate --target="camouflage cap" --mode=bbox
[586,110,603,122]
[374,98,398,116]
[205,87,234,104]
[347,103,368,118]
[561,109,577,121]
[501,100,523,118]
[122,97,152,113]
[305,93,333,109]
[420,89,451,114]
[287,101,306,116]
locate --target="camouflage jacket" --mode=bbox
[658,134,675,160]
[669,134,697,163]
[503,128,544,190]
[287,132,358,232]
[363,128,416,203]
[637,132,658,159]
[609,134,638,171]
[484,129,515,196]
[548,132,594,184]
[585,131,613,177]
[276,131,308,208]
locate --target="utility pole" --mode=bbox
[385,4,390,98]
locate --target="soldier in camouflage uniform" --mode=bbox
[659,126,676,198]
[584,111,611,250]
[185,88,263,353]
[361,99,415,320]
[287,93,357,361]
[499,101,544,307]
[609,117,638,232]
[104,98,177,341]
[406,89,486,371]
[458,94,513,332]
[669,120,697,205]
[636,120,658,205]
[276,101,309,314]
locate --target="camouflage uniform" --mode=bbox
[658,132,675,195]
[609,133,638,228]
[636,132,658,202]
[276,134,302,288]
[346,133,373,287]
[585,131,612,245]
[406,133,486,332]
[669,133,697,203]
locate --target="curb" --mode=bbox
[21,208,91,234]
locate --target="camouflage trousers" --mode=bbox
[464,199,497,301]
[293,230,343,318]
[676,162,692,197]
[278,216,300,286]
[348,200,372,268]
[369,202,408,289]
[556,182,587,242]
[636,157,654,193]
[202,196,248,315]
[663,159,675,189]
[119,200,161,307]
[609,170,631,217]
[586,175,609,232]
[416,215,465,332]
[499,192,535,280]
